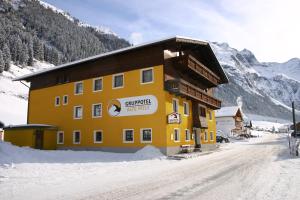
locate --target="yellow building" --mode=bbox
[4,36,228,155]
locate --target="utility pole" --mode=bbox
[292,101,296,135]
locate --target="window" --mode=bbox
[183,102,189,116]
[63,95,68,105]
[209,111,212,120]
[92,103,102,118]
[141,128,152,143]
[204,131,208,141]
[174,128,180,142]
[210,131,214,141]
[74,82,83,95]
[123,129,134,143]
[74,106,83,119]
[141,68,153,84]
[94,130,103,143]
[200,106,206,117]
[93,78,103,92]
[185,129,190,141]
[57,131,64,144]
[55,96,60,106]
[73,131,81,144]
[172,98,179,113]
[113,73,124,89]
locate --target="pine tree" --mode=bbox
[0,50,4,73]
[2,43,11,71]
[33,36,44,61]
[27,38,34,66]
[19,43,29,66]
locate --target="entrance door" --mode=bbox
[35,130,44,149]
[194,128,201,149]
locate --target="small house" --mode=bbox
[215,106,244,137]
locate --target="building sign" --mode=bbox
[108,95,158,117]
[168,112,181,124]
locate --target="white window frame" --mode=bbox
[183,102,189,116]
[174,128,180,142]
[210,131,214,141]
[73,105,83,119]
[93,77,103,92]
[172,98,179,113]
[92,103,102,118]
[74,81,83,95]
[140,128,152,143]
[55,96,60,107]
[62,95,68,105]
[73,130,81,144]
[185,129,190,141]
[112,73,124,89]
[57,131,64,144]
[123,129,134,143]
[140,67,154,84]
[93,130,103,143]
[204,131,208,142]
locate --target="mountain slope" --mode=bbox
[0,0,130,125]
[212,43,300,120]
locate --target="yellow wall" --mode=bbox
[201,109,216,144]
[27,64,217,151]
[3,129,57,149]
[4,129,35,148]
[165,92,216,147]
[28,65,167,149]
[165,92,195,147]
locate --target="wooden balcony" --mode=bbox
[172,55,221,87]
[165,79,221,109]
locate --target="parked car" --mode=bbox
[216,135,229,143]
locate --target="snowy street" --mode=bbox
[1,133,300,200]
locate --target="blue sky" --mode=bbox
[44,0,300,62]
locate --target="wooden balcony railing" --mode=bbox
[165,79,221,109]
[172,55,221,86]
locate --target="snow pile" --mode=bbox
[252,120,287,132]
[0,141,165,166]
[132,145,165,160]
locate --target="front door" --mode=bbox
[35,130,44,149]
[194,128,201,149]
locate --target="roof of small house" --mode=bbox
[215,106,241,118]
[13,36,229,83]
[3,124,58,130]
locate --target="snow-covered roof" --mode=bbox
[4,124,57,130]
[14,36,229,83]
[215,106,241,118]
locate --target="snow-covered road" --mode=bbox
[1,133,300,200]
[91,134,300,200]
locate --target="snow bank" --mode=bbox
[0,141,165,166]
[132,145,164,160]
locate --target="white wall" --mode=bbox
[216,117,235,137]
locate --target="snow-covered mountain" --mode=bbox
[212,42,300,120]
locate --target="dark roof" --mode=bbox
[3,124,58,130]
[0,121,4,128]
[14,36,228,83]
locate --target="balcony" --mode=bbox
[172,55,221,87]
[165,79,221,109]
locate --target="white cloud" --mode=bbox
[129,32,144,45]
[112,0,300,62]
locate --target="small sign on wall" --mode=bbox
[168,112,181,124]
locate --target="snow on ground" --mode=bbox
[252,120,287,132]
[1,130,300,200]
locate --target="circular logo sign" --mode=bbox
[108,99,122,116]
